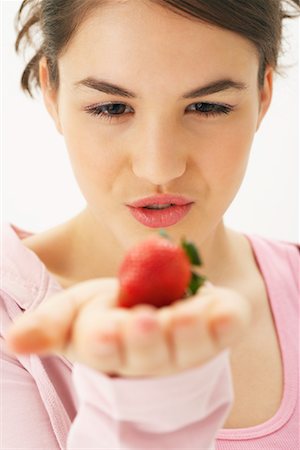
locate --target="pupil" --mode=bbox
[108,104,126,115]
[196,103,214,112]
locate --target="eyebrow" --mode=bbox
[73,77,247,99]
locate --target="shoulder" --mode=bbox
[246,233,299,259]
[246,233,299,287]
[1,222,55,311]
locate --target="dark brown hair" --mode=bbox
[15,0,300,98]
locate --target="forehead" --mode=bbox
[59,0,259,88]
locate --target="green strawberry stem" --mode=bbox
[185,271,207,297]
[180,237,202,266]
[181,237,207,296]
[158,230,207,298]
[158,228,171,240]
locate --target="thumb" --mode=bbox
[6,278,119,355]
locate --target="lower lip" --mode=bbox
[127,204,193,228]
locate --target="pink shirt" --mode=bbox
[1,222,299,449]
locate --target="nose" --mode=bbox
[130,120,187,185]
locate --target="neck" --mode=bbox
[63,208,247,287]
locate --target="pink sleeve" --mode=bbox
[67,351,233,449]
[1,337,61,448]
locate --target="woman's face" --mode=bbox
[41,0,272,248]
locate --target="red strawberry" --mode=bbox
[117,230,206,308]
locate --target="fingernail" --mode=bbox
[133,311,158,335]
[215,319,231,335]
[91,341,118,357]
[90,321,119,356]
[212,318,232,344]
[91,333,118,356]
[7,327,50,353]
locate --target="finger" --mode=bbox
[167,286,251,370]
[69,304,127,374]
[6,278,119,355]
[169,296,217,369]
[121,306,171,376]
[206,287,252,347]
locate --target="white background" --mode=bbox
[1,0,299,242]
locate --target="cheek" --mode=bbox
[197,105,258,188]
[58,105,125,196]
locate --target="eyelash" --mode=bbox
[84,101,234,122]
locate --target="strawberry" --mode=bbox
[117,229,206,308]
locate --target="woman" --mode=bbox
[2,0,299,448]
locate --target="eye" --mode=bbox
[84,102,133,122]
[186,102,234,118]
[84,101,234,123]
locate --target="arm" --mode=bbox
[6,280,251,449]
[67,351,233,449]
[1,333,232,450]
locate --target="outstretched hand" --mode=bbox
[7,278,251,377]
